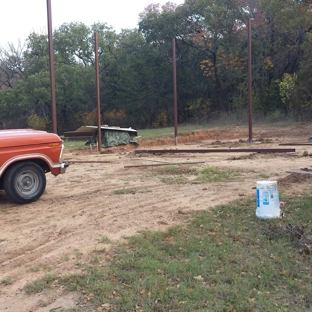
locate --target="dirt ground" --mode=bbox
[1,124,312,311]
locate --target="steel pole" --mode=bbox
[172,38,178,145]
[248,17,253,143]
[46,0,57,134]
[94,32,102,153]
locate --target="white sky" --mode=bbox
[0,0,185,48]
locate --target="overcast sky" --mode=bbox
[0,0,185,48]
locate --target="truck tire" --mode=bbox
[4,162,46,204]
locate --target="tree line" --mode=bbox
[0,0,312,133]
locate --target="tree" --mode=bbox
[0,22,119,132]
[2,0,312,130]
[0,41,25,89]
[113,29,173,127]
[139,0,249,114]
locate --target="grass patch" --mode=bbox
[92,247,107,254]
[26,191,312,311]
[157,165,198,184]
[138,124,215,139]
[99,235,112,244]
[29,263,55,273]
[160,176,188,184]
[155,165,240,184]
[25,274,57,294]
[90,256,101,265]
[113,189,136,195]
[63,139,89,151]
[1,277,13,286]
[194,166,240,183]
[156,165,199,176]
[258,173,270,179]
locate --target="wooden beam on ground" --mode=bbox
[134,148,295,154]
[124,161,205,168]
[279,142,312,146]
[286,170,312,175]
[67,161,112,164]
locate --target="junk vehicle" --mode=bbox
[0,129,68,203]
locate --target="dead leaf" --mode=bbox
[194,275,204,281]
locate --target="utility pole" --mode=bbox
[172,38,178,145]
[94,32,102,153]
[46,0,57,134]
[248,17,253,143]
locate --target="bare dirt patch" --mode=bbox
[1,124,312,311]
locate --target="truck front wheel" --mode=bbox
[4,162,46,204]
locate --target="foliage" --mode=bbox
[104,109,127,126]
[27,113,50,131]
[80,109,98,126]
[153,110,169,128]
[278,73,298,114]
[187,98,211,120]
[1,0,312,131]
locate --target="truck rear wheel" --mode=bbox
[4,162,46,204]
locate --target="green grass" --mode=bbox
[160,176,189,184]
[194,166,240,183]
[155,165,241,184]
[99,235,112,244]
[1,277,13,286]
[258,173,270,179]
[24,274,57,294]
[63,139,89,150]
[25,191,312,311]
[137,124,215,139]
[113,189,136,195]
[29,263,55,273]
[155,165,199,175]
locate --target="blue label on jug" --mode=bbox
[263,191,269,205]
[256,188,260,207]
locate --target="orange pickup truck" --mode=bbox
[0,129,68,203]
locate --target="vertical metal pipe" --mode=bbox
[172,38,178,145]
[248,17,253,143]
[94,32,102,153]
[46,0,57,134]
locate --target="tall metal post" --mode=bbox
[248,17,253,143]
[94,32,102,153]
[172,38,178,145]
[46,0,57,134]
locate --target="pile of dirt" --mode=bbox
[278,173,312,185]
